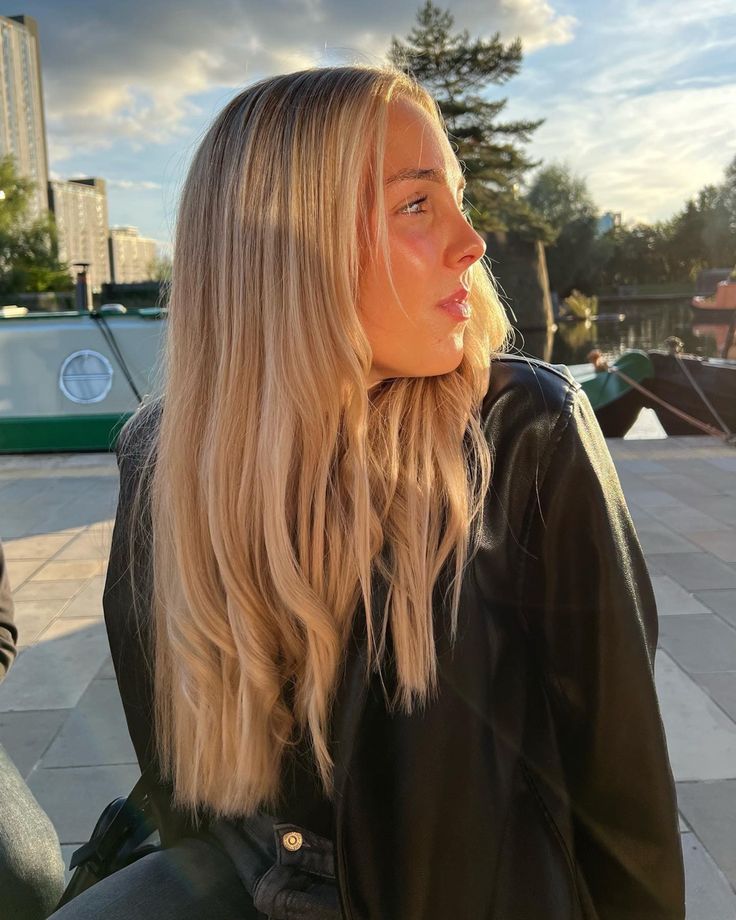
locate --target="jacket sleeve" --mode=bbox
[103,421,158,775]
[520,385,685,919]
[103,409,197,846]
[0,538,18,683]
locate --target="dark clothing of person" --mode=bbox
[0,742,67,920]
[0,540,66,919]
[49,811,342,920]
[277,732,334,840]
[0,537,18,681]
[67,355,685,919]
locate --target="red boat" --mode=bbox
[691,280,736,323]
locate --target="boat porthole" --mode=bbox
[59,350,114,404]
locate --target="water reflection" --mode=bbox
[517,298,730,365]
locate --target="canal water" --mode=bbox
[536,298,729,366]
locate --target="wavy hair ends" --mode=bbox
[118,63,513,820]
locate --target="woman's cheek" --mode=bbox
[390,229,436,275]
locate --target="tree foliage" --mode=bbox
[146,250,172,283]
[525,153,736,291]
[388,1,553,242]
[524,163,604,296]
[0,154,73,293]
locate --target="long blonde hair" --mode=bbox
[118,63,512,820]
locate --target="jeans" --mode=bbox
[0,741,66,920]
[48,812,341,920]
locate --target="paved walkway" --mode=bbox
[0,414,735,917]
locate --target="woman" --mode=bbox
[51,64,685,919]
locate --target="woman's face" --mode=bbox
[358,96,487,390]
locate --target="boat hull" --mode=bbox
[0,309,166,453]
[690,282,736,323]
[567,350,652,437]
[689,304,736,324]
[644,350,736,436]
[594,389,646,438]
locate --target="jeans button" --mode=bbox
[282,830,303,851]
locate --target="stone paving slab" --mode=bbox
[681,831,736,920]
[678,780,736,890]
[0,618,110,711]
[647,503,733,534]
[0,709,69,778]
[636,520,704,555]
[695,589,736,628]
[652,575,712,615]
[685,530,736,563]
[12,578,89,602]
[659,614,736,674]
[639,472,722,497]
[60,574,106,620]
[682,495,736,527]
[624,487,689,510]
[649,552,736,591]
[11,598,72,646]
[96,654,117,680]
[2,532,80,560]
[43,677,137,768]
[697,674,736,723]
[654,651,736,782]
[28,763,141,845]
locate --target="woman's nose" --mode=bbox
[453,218,486,268]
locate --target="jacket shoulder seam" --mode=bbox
[491,353,582,390]
[515,385,586,726]
[515,382,578,630]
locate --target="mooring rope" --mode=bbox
[608,366,735,446]
[672,353,733,439]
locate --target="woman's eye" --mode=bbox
[400,196,428,215]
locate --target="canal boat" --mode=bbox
[570,333,736,441]
[641,339,736,439]
[690,280,736,323]
[0,305,165,454]
[566,349,652,438]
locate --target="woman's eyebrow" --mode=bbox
[385,167,466,190]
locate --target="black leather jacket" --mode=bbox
[103,355,685,919]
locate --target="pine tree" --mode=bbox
[388,1,553,242]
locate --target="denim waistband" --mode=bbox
[207,812,341,920]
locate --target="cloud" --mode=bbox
[497,0,577,51]
[502,0,736,223]
[25,0,576,160]
[521,82,735,223]
[25,0,734,234]
[106,179,163,190]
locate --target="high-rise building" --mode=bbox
[0,14,49,219]
[48,178,111,292]
[109,226,158,284]
[596,211,622,237]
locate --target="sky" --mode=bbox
[18,0,736,254]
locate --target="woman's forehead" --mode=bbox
[383,97,461,185]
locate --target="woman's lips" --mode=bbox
[437,296,471,320]
[437,286,471,320]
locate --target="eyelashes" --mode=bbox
[399,195,471,218]
[401,196,428,214]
